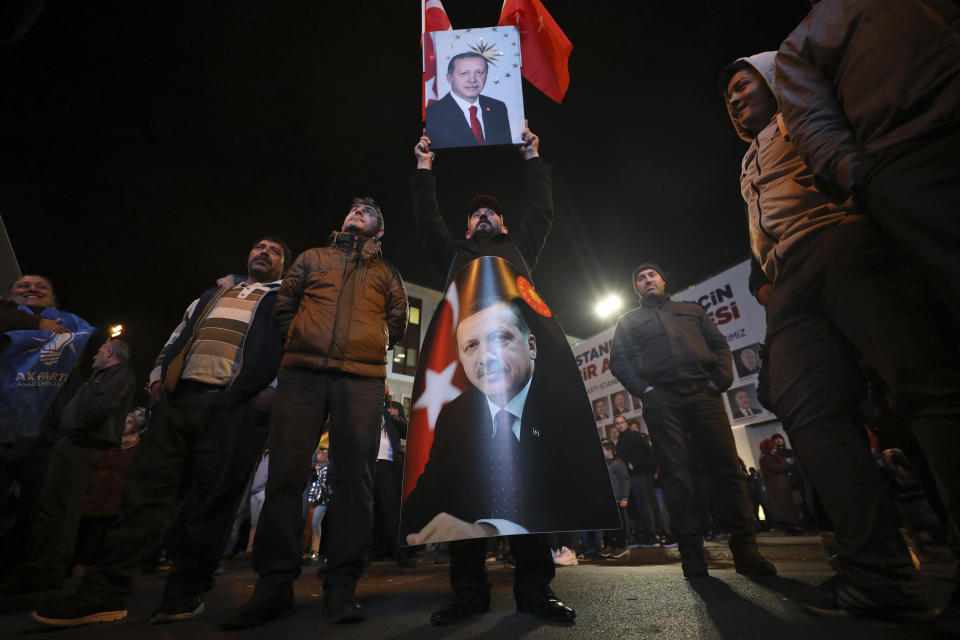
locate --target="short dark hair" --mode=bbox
[252,236,293,272]
[108,339,131,363]
[718,60,754,98]
[351,196,384,231]
[601,439,616,453]
[447,52,488,76]
[8,274,57,308]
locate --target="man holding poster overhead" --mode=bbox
[405,131,614,625]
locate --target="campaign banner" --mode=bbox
[0,306,96,441]
[400,256,619,543]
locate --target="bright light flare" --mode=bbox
[595,295,623,319]
[110,324,124,338]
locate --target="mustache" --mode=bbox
[475,360,507,378]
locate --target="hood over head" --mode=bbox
[719,51,778,141]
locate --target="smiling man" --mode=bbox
[32,236,292,628]
[425,52,512,149]
[719,51,960,620]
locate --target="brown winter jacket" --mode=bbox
[275,231,408,378]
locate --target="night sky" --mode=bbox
[1,1,812,402]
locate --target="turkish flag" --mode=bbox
[422,0,452,120]
[498,0,572,103]
[401,282,470,500]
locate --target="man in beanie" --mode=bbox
[408,128,576,626]
[609,263,775,579]
[721,51,960,620]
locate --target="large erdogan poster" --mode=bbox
[400,257,619,543]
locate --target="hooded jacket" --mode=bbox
[776,0,960,201]
[725,52,857,289]
[276,231,407,378]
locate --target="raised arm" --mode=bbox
[410,135,459,272]
[511,128,553,270]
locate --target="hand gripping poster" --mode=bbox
[401,256,620,543]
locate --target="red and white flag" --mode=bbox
[498,0,572,103]
[422,0,453,120]
[401,282,469,499]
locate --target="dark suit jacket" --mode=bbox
[732,406,764,419]
[425,92,512,149]
[401,370,620,537]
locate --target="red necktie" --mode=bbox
[469,106,486,146]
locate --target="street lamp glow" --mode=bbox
[110,324,124,338]
[595,295,623,319]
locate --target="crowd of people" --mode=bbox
[0,0,957,632]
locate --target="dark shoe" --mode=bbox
[516,589,576,624]
[606,547,629,560]
[323,590,365,623]
[678,537,708,578]
[731,545,777,577]
[220,586,294,630]
[149,595,205,625]
[797,575,936,622]
[430,598,490,626]
[30,596,127,627]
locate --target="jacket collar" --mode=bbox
[328,231,381,261]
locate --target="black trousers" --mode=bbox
[0,438,50,571]
[448,534,555,605]
[78,387,269,603]
[766,219,960,590]
[862,125,960,321]
[641,388,757,547]
[253,367,383,594]
[21,437,106,580]
[373,459,402,556]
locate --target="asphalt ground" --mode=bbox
[0,548,954,639]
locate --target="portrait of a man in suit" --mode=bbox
[730,388,764,420]
[400,296,617,542]
[425,52,513,149]
[733,344,762,378]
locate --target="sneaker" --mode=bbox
[598,546,613,558]
[607,548,629,560]
[553,547,579,566]
[30,596,127,627]
[149,595,205,625]
[660,536,678,548]
[797,575,936,622]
